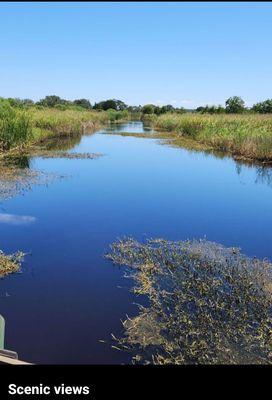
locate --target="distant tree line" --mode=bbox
[1,95,272,114]
[196,96,272,114]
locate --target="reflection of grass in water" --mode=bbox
[0,158,60,201]
[24,132,103,159]
[152,114,272,163]
[26,149,103,160]
[0,134,102,199]
[107,238,272,365]
[0,250,25,278]
[40,134,82,151]
[105,130,272,189]
[2,155,31,169]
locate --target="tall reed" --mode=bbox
[0,102,32,151]
[153,113,272,162]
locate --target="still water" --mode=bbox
[0,122,272,364]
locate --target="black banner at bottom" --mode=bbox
[0,364,270,399]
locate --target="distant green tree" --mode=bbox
[160,104,175,114]
[73,99,92,109]
[127,105,142,113]
[4,98,34,108]
[21,99,34,107]
[153,106,162,115]
[196,106,205,113]
[225,96,245,114]
[142,104,155,114]
[37,95,68,107]
[93,99,127,111]
[252,99,272,114]
[175,107,186,114]
[196,105,225,114]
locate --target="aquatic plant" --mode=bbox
[107,238,272,364]
[28,150,103,159]
[0,250,25,278]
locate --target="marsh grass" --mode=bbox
[0,106,111,154]
[0,105,32,151]
[152,114,272,162]
[107,238,272,365]
[30,108,109,142]
[0,250,25,278]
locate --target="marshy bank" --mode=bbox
[0,101,131,156]
[145,113,272,164]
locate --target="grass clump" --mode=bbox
[107,238,272,365]
[0,102,113,154]
[30,108,108,142]
[0,250,25,278]
[0,101,32,151]
[152,113,272,162]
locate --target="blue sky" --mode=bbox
[0,2,271,108]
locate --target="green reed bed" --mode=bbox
[107,238,272,365]
[30,108,109,142]
[0,103,32,152]
[152,114,272,162]
[0,104,111,154]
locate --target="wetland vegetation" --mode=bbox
[1,93,272,364]
[0,250,24,278]
[107,238,272,365]
[0,96,131,156]
[2,95,272,164]
[150,113,272,163]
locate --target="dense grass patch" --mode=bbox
[0,102,131,153]
[107,238,272,364]
[30,108,108,142]
[0,102,32,151]
[152,114,272,162]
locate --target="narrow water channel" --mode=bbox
[0,121,272,364]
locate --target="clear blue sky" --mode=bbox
[0,2,271,108]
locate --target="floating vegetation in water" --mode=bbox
[106,238,272,365]
[28,150,103,160]
[0,250,25,278]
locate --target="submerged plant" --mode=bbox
[106,238,272,365]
